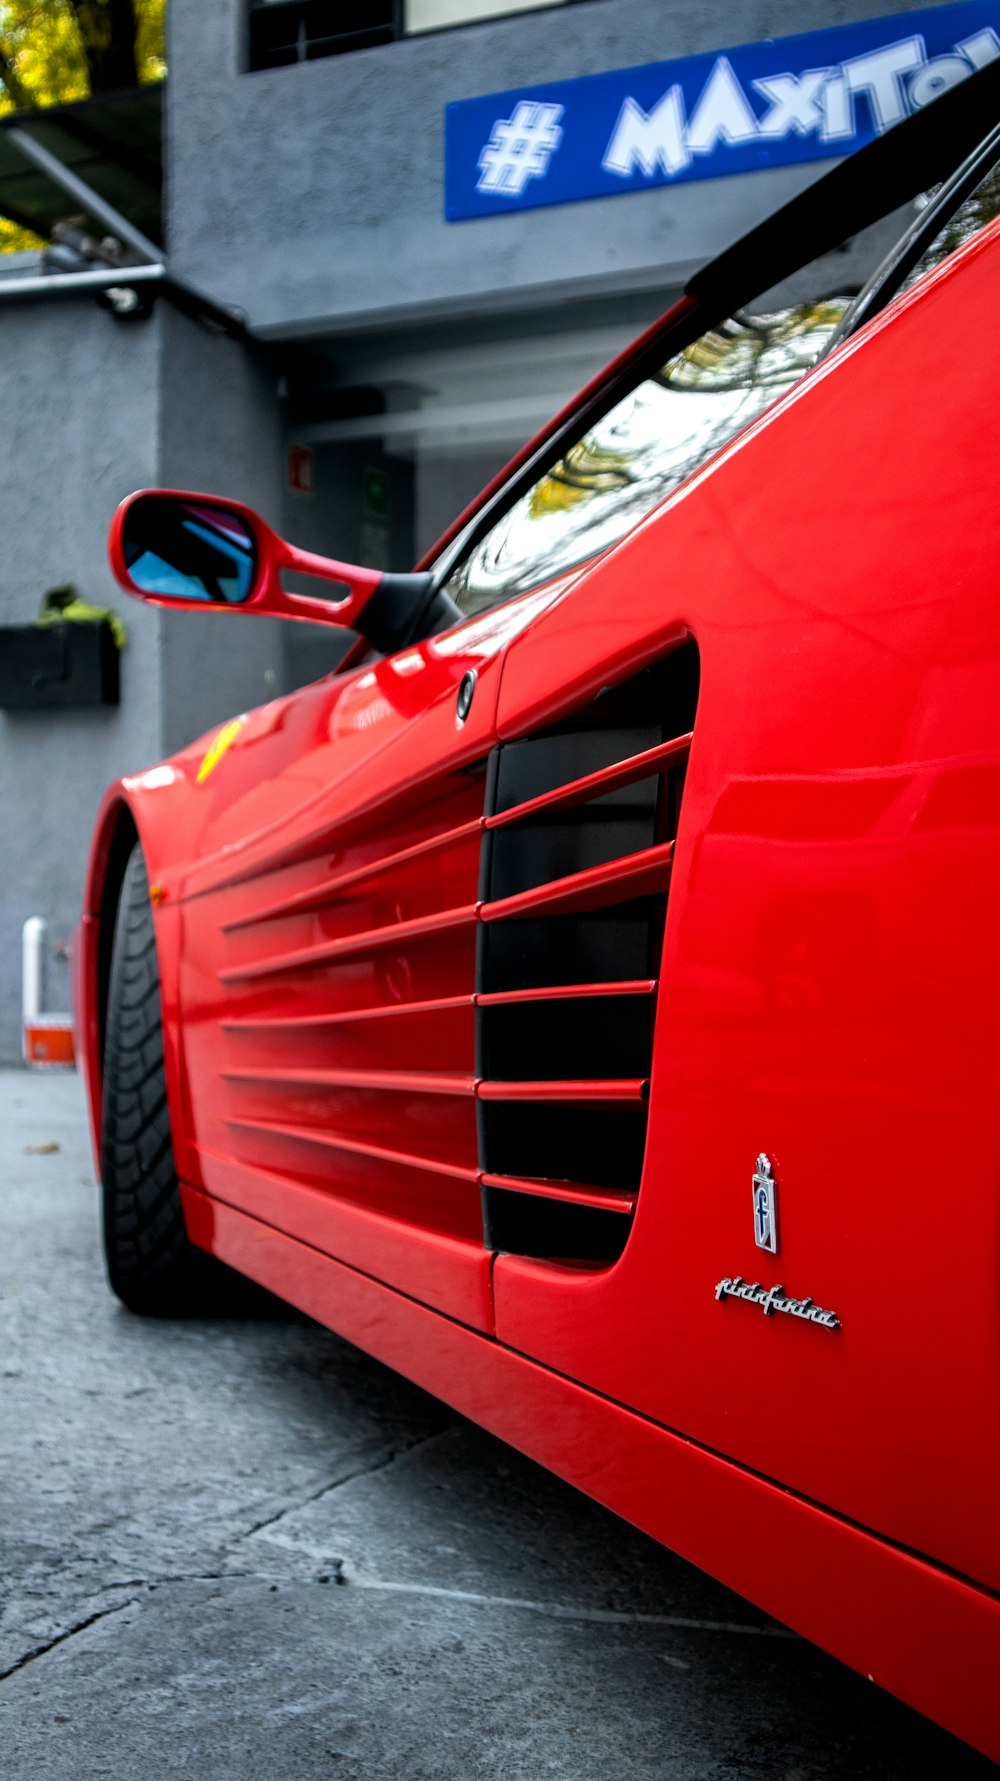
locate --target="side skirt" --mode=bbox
[181,1182,1000,1763]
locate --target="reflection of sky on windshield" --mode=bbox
[446,304,849,614]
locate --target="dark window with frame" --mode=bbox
[248,0,402,71]
[248,0,577,65]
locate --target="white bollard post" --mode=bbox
[22,916,45,1028]
[22,915,75,1068]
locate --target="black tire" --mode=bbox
[101,842,217,1315]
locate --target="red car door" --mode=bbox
[489,226,1000,1594]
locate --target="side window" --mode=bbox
[441,196,914,618]
[443,300,852,616]
[439,125,1000,622]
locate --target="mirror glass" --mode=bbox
[123,496,258,605]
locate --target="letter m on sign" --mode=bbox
[603,87,690,178]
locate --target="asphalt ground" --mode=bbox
[0,1067,995,1780]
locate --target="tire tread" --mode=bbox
[101,844,217,1315]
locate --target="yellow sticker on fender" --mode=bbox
[196,715,246,785]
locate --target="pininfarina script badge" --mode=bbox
[715,1277,841,1331]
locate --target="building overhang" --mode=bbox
[0,84,162,248]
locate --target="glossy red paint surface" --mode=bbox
[492,225,1000,1610]
[80,217,1000,1758]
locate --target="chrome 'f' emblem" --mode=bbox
[752,1153,778,1254]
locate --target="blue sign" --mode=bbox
[445,3,1000,221]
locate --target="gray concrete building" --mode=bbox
[0,0,970,1057]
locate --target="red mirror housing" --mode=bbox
[108,488,459,653]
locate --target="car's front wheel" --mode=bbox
[100,841,218,1315]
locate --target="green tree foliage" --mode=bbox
[0,0,165,251]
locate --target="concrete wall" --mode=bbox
[166,0,931,337]
[0,301,161,1060]
[156,305,288,757]
[0,297,288,1061]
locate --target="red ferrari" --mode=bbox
[74,65,1000,1759]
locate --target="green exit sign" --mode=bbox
[364,468,389,519]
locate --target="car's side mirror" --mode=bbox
[108,489,460,654]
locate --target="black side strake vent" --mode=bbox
[476,641,700,1266]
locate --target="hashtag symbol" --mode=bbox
[477,102,564,196]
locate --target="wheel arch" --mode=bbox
[77,791,148,1175]
[77,746,205,1182]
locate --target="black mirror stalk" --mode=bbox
[360,573,462,654]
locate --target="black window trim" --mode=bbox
[427,58,1000,597]
[825,116,1000,353]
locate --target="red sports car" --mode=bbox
[74,65,1000,1760]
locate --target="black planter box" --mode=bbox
[0,621,120,709]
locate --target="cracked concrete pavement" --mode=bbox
[1,1069,994,1779]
